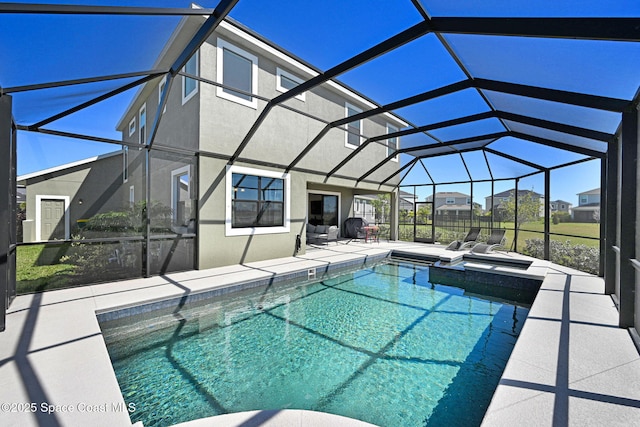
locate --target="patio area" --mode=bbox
[1,241,638,426]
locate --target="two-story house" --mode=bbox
[550,200,572,214]
[572,188,600,222]
[424,191,481,220]
[486,189,545,220]
[114,15,406,269]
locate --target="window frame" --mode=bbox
[445,197,456,205]
[122,146,129,183]
[171,165,191,228]
[138,103,146,146]
[182,51,199,105]
[159,75,167,113]
[276,67,305,101]
[128,117,136,137]
[216,38,259,109]
[345,102,363,149]
[225,165,290,236]
[386,123,399,162]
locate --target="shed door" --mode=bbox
[41,199,65,240]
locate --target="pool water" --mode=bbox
[103,261,529,427]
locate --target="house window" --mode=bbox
[561,204,566,209]
[345,102,363,149]
[129,185,135,207]
[182,52,198,104]
[159,76,167,113]
[217,39,258,109]
[226,166,290,236]
[139,103,146,146]
[446,197,455,204]
[386,123,399,161]
[276,67,305,101]
[580,196,588,204]
[171,166,191,227]
[466,197,471,205]
[355,199,360,212]
[123,146,129,183]
[128,118,136,137]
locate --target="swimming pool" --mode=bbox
[102,260,529,427]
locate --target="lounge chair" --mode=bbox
[471,229,507,253]
[445,227,481,251]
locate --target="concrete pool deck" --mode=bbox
[0,241,638,426]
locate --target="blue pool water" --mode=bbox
[102,261,529,427]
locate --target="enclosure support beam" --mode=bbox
[599,158,606,277]
[544,169,551,260]
[514,178,519,253]
[0,95,14,332]
[618,105,638,328]
[604,139,618,294]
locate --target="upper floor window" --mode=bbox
[128,117,136,137]
[182,52,199,105]
[345,102,363,149]
[159,75,168,113]
[139,103,146,146]
[580,196,588,204]
[276,67,305,101]
[466,197,471,205]
[445,197,455,204]
[561,204,566,209]
[217,39,258,109]
[386,123,399,162]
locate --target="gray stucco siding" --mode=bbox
[21,154,126,242]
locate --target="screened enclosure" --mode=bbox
[1,1,639,338]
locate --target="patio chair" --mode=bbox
[445,227,481,251]
[471,229,507,254]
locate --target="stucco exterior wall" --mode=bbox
[197,26,402,185]
[21,154,125,242]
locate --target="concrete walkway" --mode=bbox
[0,241,638,427]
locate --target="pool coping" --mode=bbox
[1,241,638,426]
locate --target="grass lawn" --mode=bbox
[399,221,599,251]
[17,244,77,294]
[503,221,600,251]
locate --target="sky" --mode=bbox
[4,0,638,206]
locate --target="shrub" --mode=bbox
[522,238,599,274]
[552,212,572,224]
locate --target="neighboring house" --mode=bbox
[17,152,125,242]
[426,191,477,220]
[550,200,572,214]
[114,15,405,269]
[399,190,416,213]
[353,195,377,223]
[486,189,545,219]
[573,188,600,223]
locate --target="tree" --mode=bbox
[501,190,541,225]
[416,204,431,224]
[370,194,390,224]
[593,208,600,223]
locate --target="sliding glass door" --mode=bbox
[308,193,339,226]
